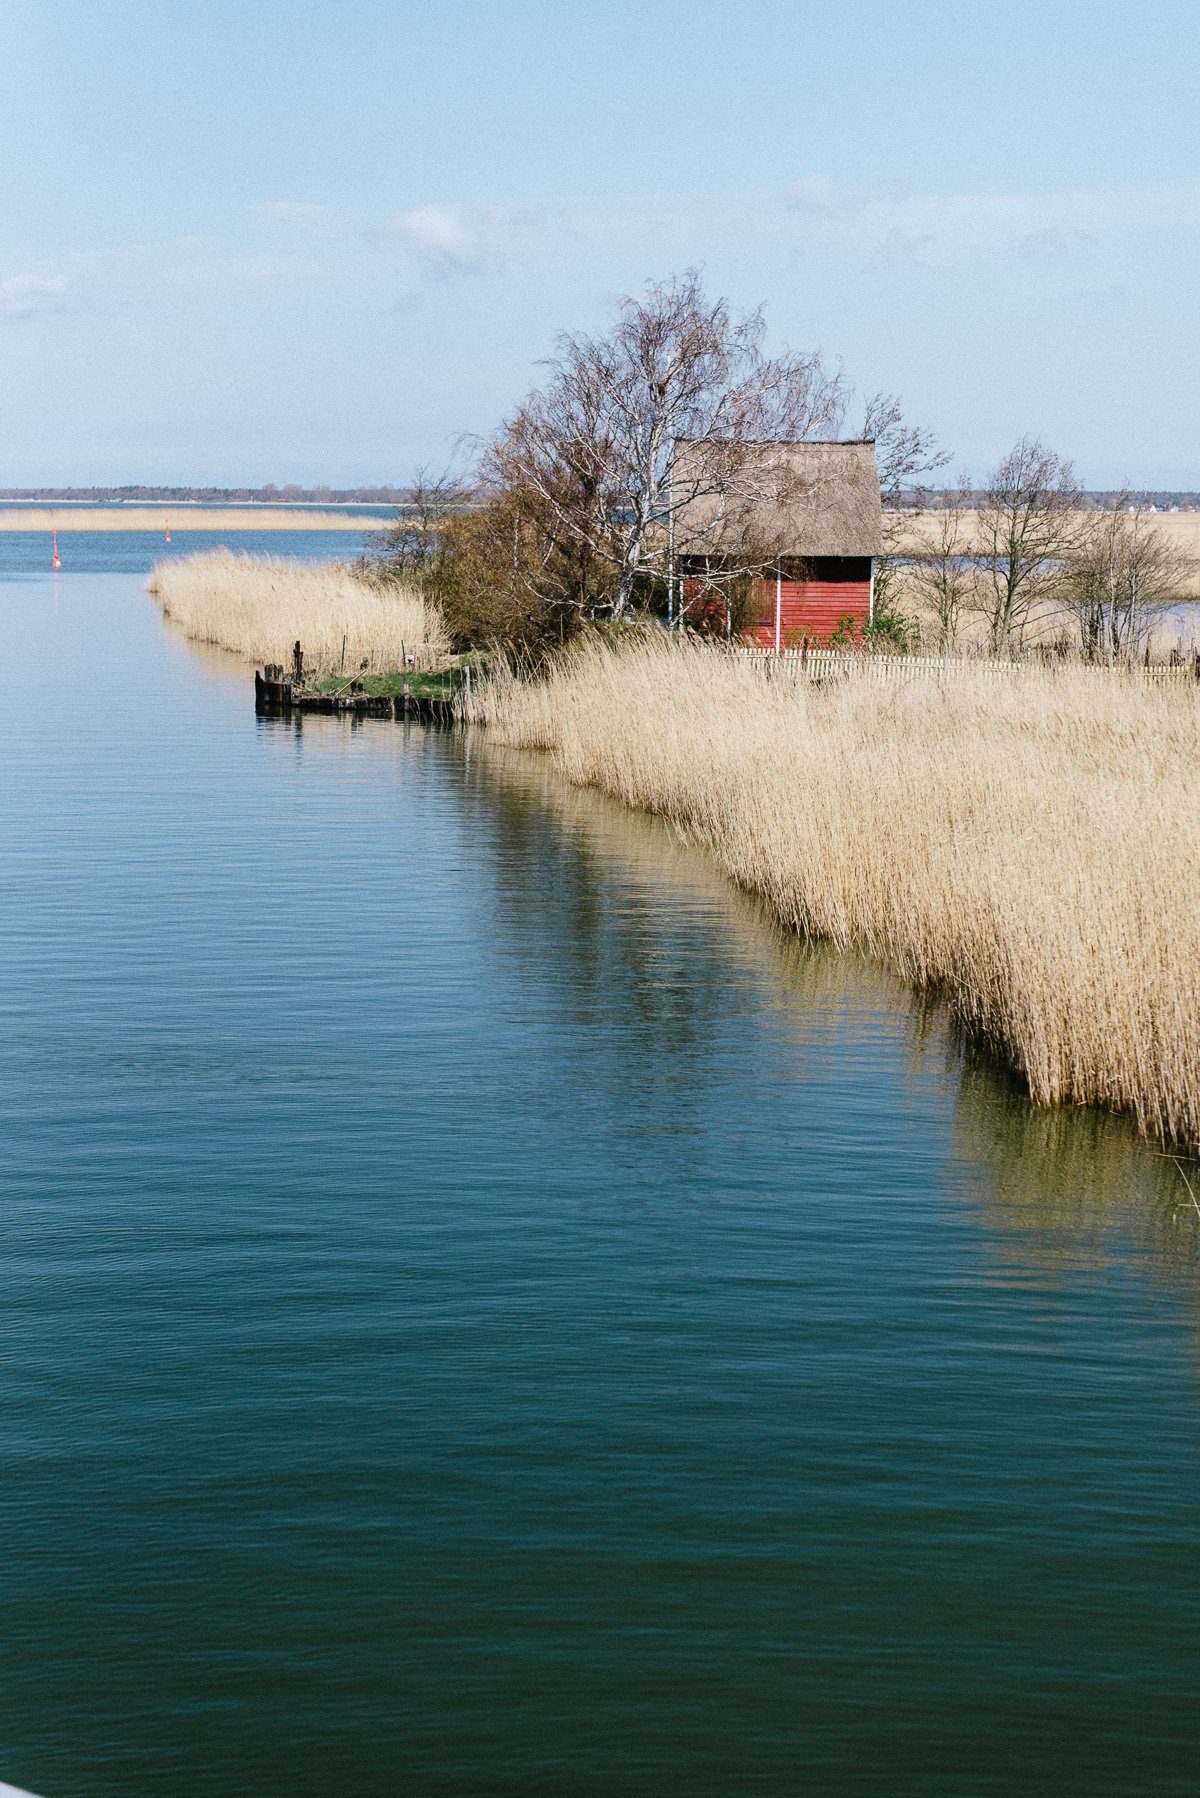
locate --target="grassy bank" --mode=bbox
[308,663,481,700]
[468,636,1200,1151]
[147,549,449,670]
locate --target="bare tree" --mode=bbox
[977,439,1084,655]
[364,470,474,585]
[481,272,848,619]
[861,393,948,640]
[1063,494,1191,664]
[910,478,974,651]
[670,553,776,640]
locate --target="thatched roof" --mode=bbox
[672,439,882,559]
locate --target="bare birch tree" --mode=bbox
[910,479,974,651]
[480,272,847,620]
[861,392,948,642]
[1063,494,1190,664]
[977,439,1084,655]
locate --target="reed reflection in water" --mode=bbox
[0,566,1197,1798]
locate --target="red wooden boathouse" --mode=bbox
[672,439,883,649]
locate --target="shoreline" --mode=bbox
[0,506,385,532]
[468,636,1200,1154]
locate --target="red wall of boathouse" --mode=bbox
[681,557,873,647]
[749,557,873,648]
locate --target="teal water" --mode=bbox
[0,545,1198,1796]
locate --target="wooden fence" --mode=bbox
[731,646,1200,687]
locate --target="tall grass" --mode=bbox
[469,635,1200,1150]
[147,549,448,669]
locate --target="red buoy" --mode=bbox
[51,528,61,570]
[164,515,172,543]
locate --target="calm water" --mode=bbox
[1,539,1198,1796]
[0,526,374,577]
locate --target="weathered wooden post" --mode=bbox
[255,663,294,710]
[293,640,304,686]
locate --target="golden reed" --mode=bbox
[147,549,448,670]
[469,635,1200,1150]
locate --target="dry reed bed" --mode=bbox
[147,549,448,670]
[0,506,370,532]
[889,507,1200,607]
[470,638,1200,1150]
[890,506,1200,563]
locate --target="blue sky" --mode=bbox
[0,0,1197,487]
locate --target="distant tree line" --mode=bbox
[12,480,1195,512]
[0,484,416,503]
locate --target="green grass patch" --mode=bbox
[308,654,487,700]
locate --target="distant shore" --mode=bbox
[0,505,387,532]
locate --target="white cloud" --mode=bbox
[255,200,335,226]
[0,273,78,318]
[788,174,907,215]
[1075,284,1129,308]
[869,230,932,269]
[391,204,483,267]
[159,238,335,290]
[780,178,1200,267]
[1011,226,1075,262]
[385,202,566,273]
[2,176,1192,330]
